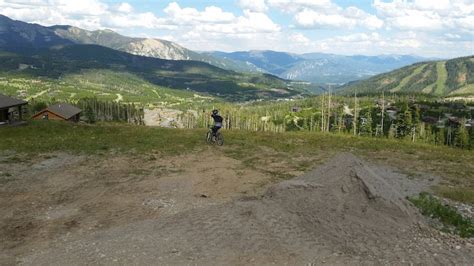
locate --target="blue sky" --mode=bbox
[0,0,473,58]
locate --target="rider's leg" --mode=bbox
[212,126,218,136]
[215,126,221,136]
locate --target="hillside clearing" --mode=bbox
[435,62,448,95]
[115,93,123,102]
[450,84,474,96]
[391,64,424,92]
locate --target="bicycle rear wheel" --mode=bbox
[216,133,224,146]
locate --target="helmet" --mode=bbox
[212,109,219,115]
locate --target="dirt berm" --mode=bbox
[20,153,473,265]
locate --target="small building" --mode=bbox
[291,106,301,112]
[386,110,397,120]
[421,116,438,125]
[0,94,28,124]
[465,119,473,128]
[32,103,82,122]
[447,116,461,127]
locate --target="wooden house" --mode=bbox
[32,103,82,122]
[0,94,28,125]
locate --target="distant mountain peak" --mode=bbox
[0,14,259,73]
[209,50,429,84]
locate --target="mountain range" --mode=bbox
[0,14,259,73]
[0,14,302,102]
[0,14,427,85]
[0,43,300,102]
[0,14,472,98]
[206,51,427,84]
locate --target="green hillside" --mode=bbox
[0,69,213,108]
[340,56,474,96]
[0,45,301,103]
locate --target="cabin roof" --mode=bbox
[0,94,27,109]
[45,103,82,119]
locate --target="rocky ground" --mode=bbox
[1,151,472,265]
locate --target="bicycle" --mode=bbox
[206,128,224,146]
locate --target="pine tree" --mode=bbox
[85,105,96,124]
[32,101,48,113]
[388,123,397,139]
[395,101,412,138]
[353,91,358,135]
[359,108,373,136]
[435,128,445,145]
[454,120,469,149]
[469,128,474,150]
[412,105,421,142]
[424,124,435,144]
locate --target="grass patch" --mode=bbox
[0,120,204,155]
[434,186,474,205]
[1,121,473,204]
[409,192,474,238]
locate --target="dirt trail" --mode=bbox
[16,153,473,265]
[0,150,271,265]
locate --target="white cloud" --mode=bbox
[413,0,451,11]
[239,0,267,12]
[445,33,461,39]
[268,0,332,13]
[0,0,281,46]
[194,11,280,34]
[307,31,472,57]
[0,0,173,30]
[0,0,471,57]
[290,33,310,45]
[162,3,279,34]
[374,0,474,33]
[117,2,133,13]
[293,7,383,30]
[295,10,355,28]
[164,2,235,24]
[269,0,383,30]
[236,10,280,32]
[103,12,172,30]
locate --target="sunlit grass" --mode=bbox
[1,121,473,204]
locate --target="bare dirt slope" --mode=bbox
[12,153,473,265]
[0,149,272,265]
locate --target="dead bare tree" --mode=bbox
[353,90,358,136]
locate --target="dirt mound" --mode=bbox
[20,153,473,265]
[265,152,420,247]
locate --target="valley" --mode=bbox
[1,14,433,87]
[0,45,302,103]
[209,50,427,84]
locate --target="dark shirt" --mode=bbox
[211,114,223,123]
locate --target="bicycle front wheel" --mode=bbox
[206,131,213,144]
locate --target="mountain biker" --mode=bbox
[210,109,223,137]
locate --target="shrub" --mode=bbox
[409,192,474,238]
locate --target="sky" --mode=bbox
[0,0,473,58]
